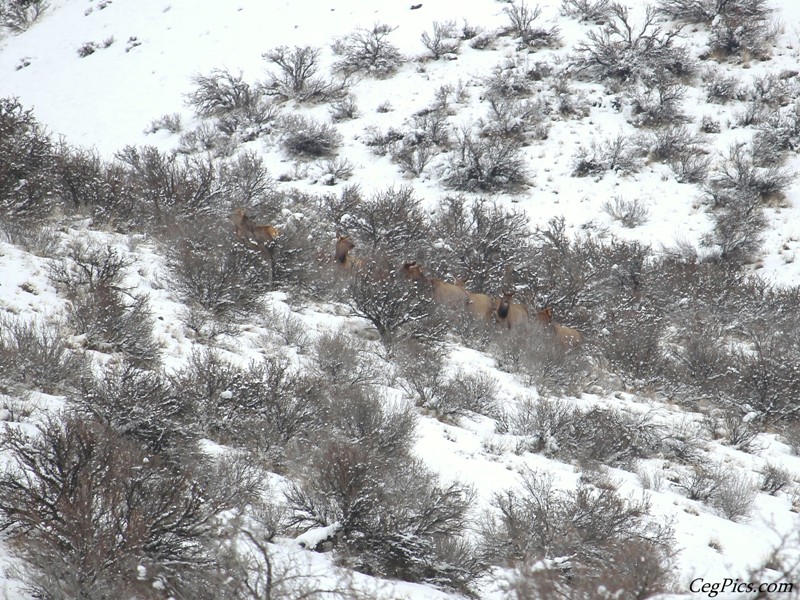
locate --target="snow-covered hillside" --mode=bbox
[2,0,800,598]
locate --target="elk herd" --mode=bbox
[230,208,582,349]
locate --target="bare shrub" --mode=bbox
[441,370,501,419]
[508,395,574,454]
[704,409,761,451]
[311,328,381,389]
[49,240,159,366]
[634,125,711,183]
[573,4,693,85]
[185,68,275,139]
[710,471,758,521]
[1,220,61,256]
[444,126,529,192]
[752,106,800,167]
[481,469,668,574]
[602,195,650,228]
[319,385,418,461]
[560,0,613,23]
[172,350,322,467]
[0,97,59,223]
[760,462,793,496]
[263,45,347,103]
[345,185,430,258]
[704,69,743,104]
[421,20,462,59]
[705,143,796,208]
[596,308,666,385]
[502,1,561,48]
[0,315,84,394]
[0,0,49,32]
[627,75,688,127]
[429,195,533,292]
[317,156,354,185]
[165,222,272,329]
[285,441,479,593]
[0,415,219,599]
[571,134,640,177]
[329,94,359,122]
[675,459,731,502]
[280,114,342,158]
[76,360,196,457]
[332,23,404,78]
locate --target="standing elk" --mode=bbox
[534,306,583,347]
[494,290,529,328]
[454,278,494,321]
[334,235,365,270]
[230,208,280,245]
[401,261,469,309]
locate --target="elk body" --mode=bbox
[454,278,494,321]
[401,262,470,309]
[334,235,365,270]
[495,290,529,328]
[230,208,280,244]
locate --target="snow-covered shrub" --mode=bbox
[0,415,220,599]
[703,69,743,103]
[77,359,196,457]
[284,439,480,593]
[627,76,687,126]
[501,1,561,48]
[656,0,776,61]
[331,23,404,78]
[704,408,761,451]
[0,0,48,32]
[0,315,84,395]
[572,3,693,85]
[49,240,160,367]
[279,114,342,158]
[481,470,670,581]
[571,134,640,177]
[165,220,273,330]
[420,20,462,59]
[483,94,550,142]
[559,0,613,23]
[0,97,59,223]
[263,45,348,103]
[328,93,359,121]
[429,196,533,294]
[440,370,501,419]
[602,195,650,228]
[346,186,431,259]
[760,462,793,496]
[710,471,758,521]
[444,125,529,192]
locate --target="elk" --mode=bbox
[454,278,494,321]
[401,262,469,309]
[230,208,280,245]
[334,235,364,270]
[495,290,529,328]
[534,306,583,347]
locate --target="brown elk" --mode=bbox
[401,262,470,309]
[533,306,583,347]
[334,235,364,270]
[494,290,529,328]
[454,278,494,321]
[230,208,280,245]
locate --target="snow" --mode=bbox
[2,0,800,598]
